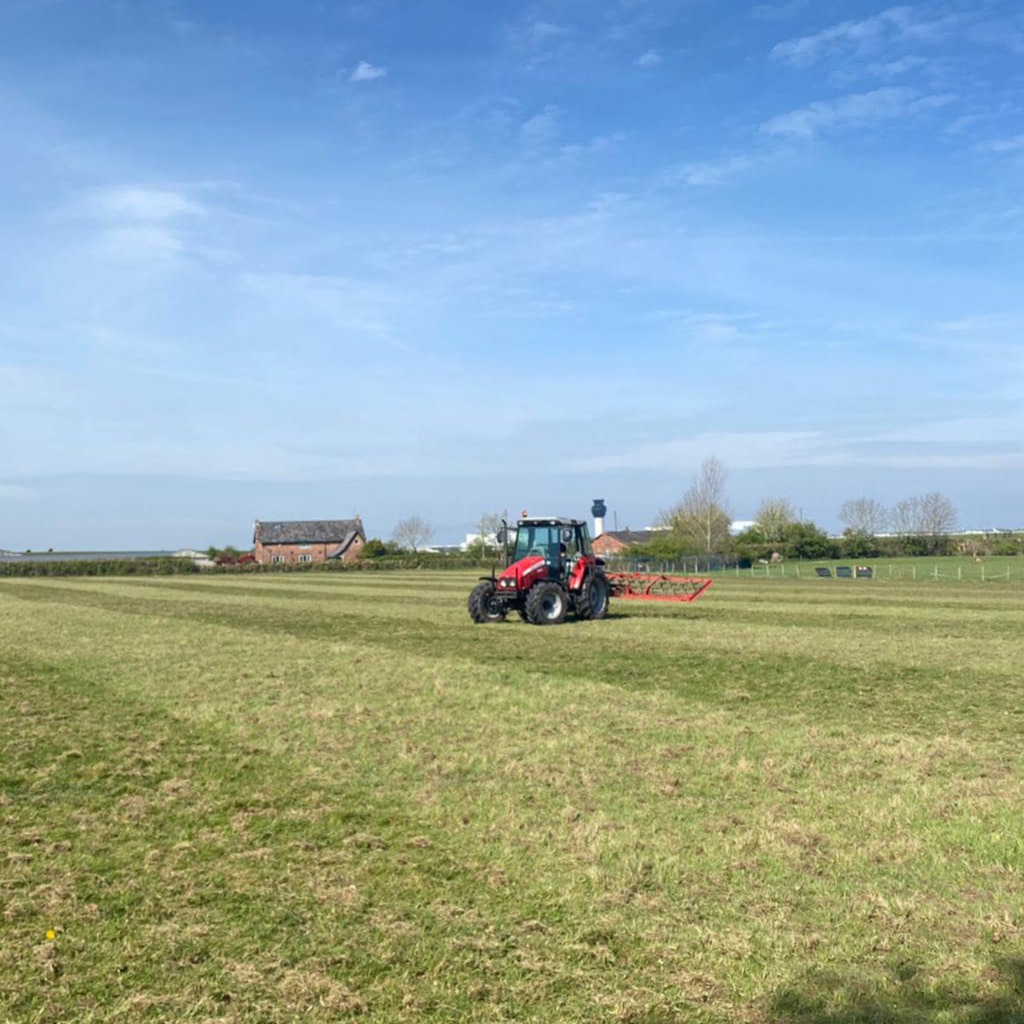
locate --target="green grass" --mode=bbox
[738,555,1020,584]
[2,572,1023,1023]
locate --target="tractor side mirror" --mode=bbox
[560,527,573,543]
[496,529,507,546]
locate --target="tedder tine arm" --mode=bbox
[606,573,713,603]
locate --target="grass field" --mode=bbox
[737,556,1021,584]
[2,571,1023,1023]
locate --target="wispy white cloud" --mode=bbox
[653,311,765,347]
[637,49,661,67]
[349,60,387,82]
[661,152,764,187]
[558,132,623,163]
[239,271,410,351]
[771,7,917,65]
[761,87,953,139]
[571,431,827,472]
[527,20,571,45]
[79,185,205,221]
[520,104,561,147]
[933,312,1024,334]
[864,54,929,78]
[505,17,574,69]
[770,5,961,69]
[571,423,1024,474]
[978,134,1024,153]
[100,225,186,260]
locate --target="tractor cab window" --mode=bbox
[512,524,561,563]
[576,524,593,556]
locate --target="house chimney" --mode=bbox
[591,499,607,538]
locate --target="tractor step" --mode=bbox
[605,573,713,603]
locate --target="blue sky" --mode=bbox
[2,0,1023,548]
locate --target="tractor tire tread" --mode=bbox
[576,571,610,621]
[468,581,506,623]
[525,581,568,625]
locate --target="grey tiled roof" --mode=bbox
[255,519,365,545]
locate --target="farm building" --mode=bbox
[592,529,663,557]
[253,518,366,566]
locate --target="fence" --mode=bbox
[603,555,739,575]
[741,561,1016,582]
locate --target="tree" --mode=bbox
[361,538,401,558]
[477,511,505,555]
[918,492,958,538]
[392,516,434,553]
[891,496,921,538]
[839,498,888,537]
[890,493,958,554]
[661,456,732,554]
[783,520,836,560]
[755,498,797,546]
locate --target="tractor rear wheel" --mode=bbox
[468,581,506,623]
[576,571,610,620]
[525,581,567,625]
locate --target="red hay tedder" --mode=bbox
[467,515,712,626]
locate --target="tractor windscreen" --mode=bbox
[511,524,563,563]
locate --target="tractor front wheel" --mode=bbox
[468,581,506,623]
[525,582,568,625]
[576,572,610,620]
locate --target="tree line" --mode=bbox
[362,459,1019,563]
[631,456,1020,562]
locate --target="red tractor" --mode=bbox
[468,517,608,625]
[467,515,715,625]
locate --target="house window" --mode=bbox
[299,554,312,563]
[299,543,311,549]
[272,555,284,564]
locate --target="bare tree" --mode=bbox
[664,456,732,554]
[392,516,434,553]
[891,496,922,536]
[918,492,958,536]
[475,512,505,554]
[891,493,958,537]
[839,498,889,537]
[755,498,797,545]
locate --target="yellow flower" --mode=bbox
[45,930,56,941]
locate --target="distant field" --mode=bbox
[2,572,1023,1023]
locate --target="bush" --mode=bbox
[783,522,837,561]
[360,538,403,558]
[840,533,882,559]
[0,557,200,577]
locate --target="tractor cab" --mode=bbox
[507,517,593,575]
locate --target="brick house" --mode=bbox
[253,519,366,566]
[592,529,661,558]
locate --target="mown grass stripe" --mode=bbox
[4,576,1024,1022]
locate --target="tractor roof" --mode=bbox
[517,517,585,527]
